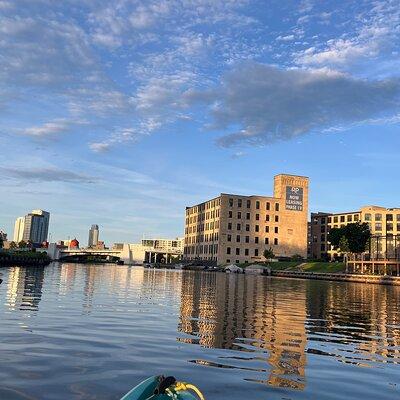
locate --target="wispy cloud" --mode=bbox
[0,167,98,183]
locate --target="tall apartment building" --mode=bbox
[309,206,400,260]
[13,210,50,245]
[88,224,99,248]
[184,174,309,265]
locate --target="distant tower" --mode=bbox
[88,224,99,248]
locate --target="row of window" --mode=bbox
[228,198,280,211]
[186,198,222,215]
[185,232,219,245]
[227,222,279,233]
[228,211,279,222]
[226,244,277,256]
[185,220,220,234]
[364,213,400,222]
[184,244,218,255]
[186,209,220,224]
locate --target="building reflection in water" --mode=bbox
[306,280,400,365]
[178,272,307,390]
[6,266,44,311]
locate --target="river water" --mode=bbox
[0,263,399,400]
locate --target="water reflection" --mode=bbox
[6,266,44,311]
[178,272,400,390]
[1,265,399,400]
[178,273,307,389]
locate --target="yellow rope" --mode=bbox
[173,382,205,400]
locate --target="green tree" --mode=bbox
[263,247,275,261]
[328,223,371,254]
[327,227,343,250]
[343,222,371,254]
[0,235,3,249]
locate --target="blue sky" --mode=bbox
[1,0,400,245]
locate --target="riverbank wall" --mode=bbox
[271,270,400,286]
[0,251,51,267]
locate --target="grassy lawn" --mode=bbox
[301,262,345,273]
[267,261,303,270]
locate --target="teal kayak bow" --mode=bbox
[120,375,205,400]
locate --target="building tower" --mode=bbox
[13,210,50,245]
[88,224,99,248]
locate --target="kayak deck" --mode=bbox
[121,376,201,400]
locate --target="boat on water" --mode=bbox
[121,375,205,400]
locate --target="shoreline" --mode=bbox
[270,270,400,286]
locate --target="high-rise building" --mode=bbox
[184,174,309,265]
[88,224,99,248]
[13,217,25,242]
[13,210,50,245]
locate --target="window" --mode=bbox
[340,216,345,222]
[354,214,359,221]
[237,223,241,230]
[255,225,259,232]
[254,249,259,256]
[275,203,279,211]
[227,247,231,255]
[237,212,241,219]
[228,222,232,230]
[235,260,239,264]
[375,223,382,231]
[264,238,269,244]
[387,223,393,231]
[246,224,250,231]
[245,249,249,256]
[274,238,279,245]
[265,226,269,233]
[265,215,270,222]
[255,237,259,244]
[274,227,279,234]
[387,214,393,221]
[228,211,233,218]
[321,234,325,241]
[274,215,279,222]
[328,217,332,223]
[238,199,242,208]
[245,236,249,243]
[256,201,260,209]
[347,215,353,222]
[397,223,400,231]
[236,235,240,242]
[321,217,326,224]
[246,212,250,220]
[229,198,233,207]
[397,214,400,221]
[365,213,371,221]
[227,259,230,263]
[375,214,382,221]
[256,213,260,221]
[266,202,270,211]
[321,225,326,233]
[227,234,231,242]
[334,216,338,223]
[246,200,251,208]
[236,248,240,255]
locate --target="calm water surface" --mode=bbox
[0,263,399,400]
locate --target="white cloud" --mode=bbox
[187,62,400,147]
[21,119,72,137]
[276,34,295,42]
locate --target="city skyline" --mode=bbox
[1,1,400,244]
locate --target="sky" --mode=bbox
[0,0,400,245]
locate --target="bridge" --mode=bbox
[43,242,183,265]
